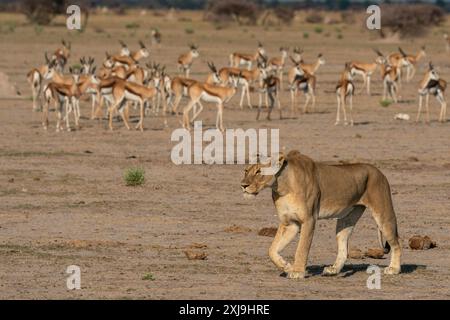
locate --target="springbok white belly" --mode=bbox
[200,91,221,104]
[124,90,141,102]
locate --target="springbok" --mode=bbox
[27,53,54,111]
[182,71,241,132]
[335,63,355,126]
[349,50,386,96]
[377,50,399,103]
[268,47,289,89]
[178,44,200,78]
[230,42,266,70]
[398,46,426,82]
[417,62,447,123]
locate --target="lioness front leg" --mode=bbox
[323,206,365,276]
[288,218,316,279]
[269,222,299,273]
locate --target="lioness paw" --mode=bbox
[283,263,293,273]
[384,266,401,275]
[322,265,339,276]
[287,271,305,279]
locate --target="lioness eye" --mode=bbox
[256,169,261,174]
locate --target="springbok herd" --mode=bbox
[26,37,448,133]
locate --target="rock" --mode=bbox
[348,247,364,259]
[184,250,207,260]
[365,248,385,259]
[409,235,436,250]
[394,113,410,121]
[258,227,278,237]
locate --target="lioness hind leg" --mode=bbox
[323,206,365,276]
[269,222,300,273]
[376,218,401,275]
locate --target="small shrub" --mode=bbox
[71,64,82,71]
[125,22,140,29]
[20,0,61,25]
[380,99,392,108]
[185,27,194,34]
[142,273,155,281]
[124,167,145,186]
[314,26,323,34]
[305,12,323,24]
[337,33,343,39]
[303,32,309,39]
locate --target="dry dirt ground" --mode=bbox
[0,11,449,299]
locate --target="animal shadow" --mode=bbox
[290,264,425,278]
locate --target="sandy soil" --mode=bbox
[0,11,449,299]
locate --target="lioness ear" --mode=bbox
[261,152,286,176]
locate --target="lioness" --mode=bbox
[241,150,401,279]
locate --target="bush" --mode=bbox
[124,167,145,186]
[204,0,261,25]
[340,11,355,25]
[20,0,62,25]
[314,26,323,34]
[273,7,295,25]
[305,12,323,24]
[381,4,445,38]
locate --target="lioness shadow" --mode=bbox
[302,264,424,278]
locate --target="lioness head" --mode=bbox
[241,153,285,199]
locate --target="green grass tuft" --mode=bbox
[125,22,140,29]
[379,99,392,108]
[124,167,145,186]
[142,273,155,281]
[314,26,323,34]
